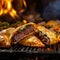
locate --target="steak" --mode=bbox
[12,25,35,44]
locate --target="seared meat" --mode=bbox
[37,25,57,45]
[12,22,37,44]
[23,12,42,23]
[0,28,16,48]
[19,35,45,47]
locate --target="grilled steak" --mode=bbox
[39,33,50,45]
[12,25,36,44]
[19,35,45,47]
[37,25,57,45]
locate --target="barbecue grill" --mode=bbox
[0,43,60,54]
[0,0,60,60]
[0,44,60,60]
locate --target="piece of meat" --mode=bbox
[37,25,57,45]
[0,28,16,48]
[12,25,36,44]
[39,34,50,45]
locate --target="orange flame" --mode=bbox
[20,0,27,13]
[0,0,18,18]
[23,0,27,8]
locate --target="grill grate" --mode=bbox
[0,44,60,54]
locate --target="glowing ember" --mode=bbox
[0,0,18,18]
[20,0,27,13]
[23,0,27,8]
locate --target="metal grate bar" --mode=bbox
[0,44,60,54]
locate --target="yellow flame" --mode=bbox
[10,9,17,18]
[0,0,18,18]
[23,0,27,8]
[0,9,3,15]
[20,0,27,13]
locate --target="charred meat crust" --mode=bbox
[38,31,50,45]
[12,25,36,44]
[39,34,50,45]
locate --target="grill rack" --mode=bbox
[0,43,60,54]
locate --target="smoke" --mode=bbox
[43,0,60,20]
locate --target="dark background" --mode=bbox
[25,0,60,20]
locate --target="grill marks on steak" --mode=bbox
[12,25,35,44]
[39,33,50,45]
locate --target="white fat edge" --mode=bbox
[38,26,56,40]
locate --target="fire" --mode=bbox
[0,0,18,18]
[20,0,27,13]
[23,0,27,8]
